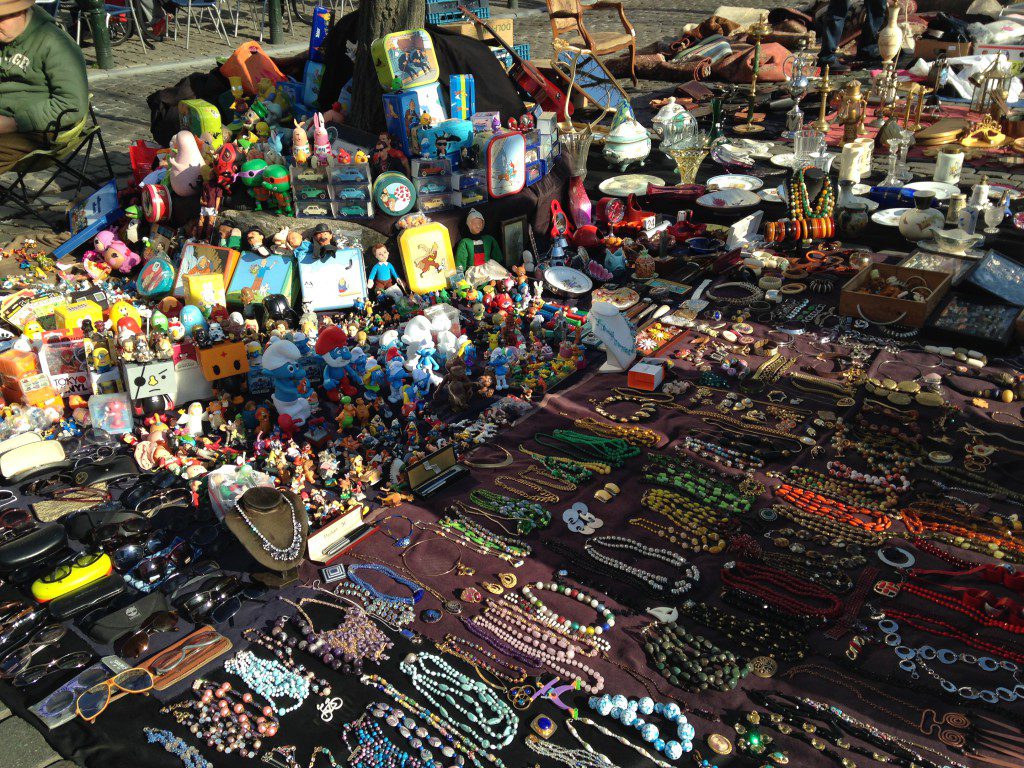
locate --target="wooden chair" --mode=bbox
[546,0,637,86]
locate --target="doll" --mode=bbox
[312,112,332,167]
[454,209,508,285]
[94,230,141,274]
[366,243,407,295]
[293,120,311,165]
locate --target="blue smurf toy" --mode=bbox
[261,337,312,435]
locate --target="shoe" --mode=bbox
[818,56,850,73]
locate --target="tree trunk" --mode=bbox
[350,0,427,133]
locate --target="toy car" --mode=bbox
[337,204,367,216]
[459,190,485,205]
[337,187,367,200]
[298,187,328,200]
[420,197,447,212]
[333,169,366,183]
[302,204,330,216]
[418,181,448,195]
[297,169,324,182]
[418,165,446,177]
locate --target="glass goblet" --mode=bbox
[984,203,1005,234]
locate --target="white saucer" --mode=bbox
[706,174,764,191]
[916,239,985,259]
[599,174,664,197]
[872,207,909,226]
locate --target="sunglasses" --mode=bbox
[0,508,34,541]
[75,667,154,722]
[150,630,221,676]
[113,611,179,659]
[0,624,67,678]
[112,535,166,571]
[89,518,153,548]
[13,651,92,688]
[133,487,193,516]
[39,553,105,584]
[39,666,111,718]
[132,541,193,585]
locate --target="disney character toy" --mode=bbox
[261,337,313,434]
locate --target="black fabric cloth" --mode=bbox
[147,71,231,147]
[316,12,526,122]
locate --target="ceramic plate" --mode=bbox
[758,187,784,203]
[598,174,664,197]
[592,286,640,309]
[543,266,594,296]
[770,153,798,168]
[697,189,761,210]
[720,139,773,158]
[905,181,960,201]
[707,174,764,191]
[988,182,1023,200]
[872,207,909,226]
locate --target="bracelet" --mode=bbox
[704,282,764,306]
[346,564,425,605]
[780,283,806,294]
[758,275,783,291]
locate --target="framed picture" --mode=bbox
[487,132,525,198]
[500,215,527,268]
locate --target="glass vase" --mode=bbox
[669,146,711,185]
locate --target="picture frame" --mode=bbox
[500,215,528,268]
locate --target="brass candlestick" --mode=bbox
[734,13,772,134]
[812,65,833,133]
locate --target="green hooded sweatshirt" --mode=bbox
[0,8,88,135]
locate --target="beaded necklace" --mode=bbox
[363,701,464,768]
[638,620,749,693]
[679,600,808,663]
[518,444,604,483]
[276,596,393,672]
[774,484,892,532]
[521,581,616,637]
[346,564,425,606]
[341,715,423,768]
[144,727,214,768]
[534,430,640,468]
[224,650,311,716]
[467,490,551,533]
[588,694,695,760]
[234,496,303,562]
[642,455,753,514]
[399,653,518,750]
[160,680,278,760]
[720,561,843,621]
[315,582,415,629]
[573,416,661,448]
[583,536,699,595]
[566,717,676,768]
[360,675,501,768]
[525,734,616,768]
[243,627,333,695]
[436,634,527,688]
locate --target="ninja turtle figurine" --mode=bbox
[238,158,270,210]
[263,164,293,215]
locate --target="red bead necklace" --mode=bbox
[774,484,892,532]
[721,561,843,620]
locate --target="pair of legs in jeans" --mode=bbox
[819,0,888,63]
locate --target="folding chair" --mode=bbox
[0,102,115,226]
[230,0,292,42]
[169,0,230,49]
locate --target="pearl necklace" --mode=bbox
[399,653,518,750]
[583,536,699,594]
[234,496,303,562]
[466,600,606,693]
[224,650,310,716]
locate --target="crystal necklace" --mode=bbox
[235,494,303,562]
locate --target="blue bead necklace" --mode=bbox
[347,563,425,605]
[144,727,213,768]
[588,694,695,760]
[224,650,310,716]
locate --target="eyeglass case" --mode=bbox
[138,626,230,690]
[47,573,127,622]
[85,591,170,644]
[0,441,66,482]
[0,523,67,572]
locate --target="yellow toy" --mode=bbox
[54,299,103,333]
[109,300,142,330]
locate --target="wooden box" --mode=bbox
[839,263,950,328]
[441,17,512,46]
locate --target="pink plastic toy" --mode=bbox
[167,130,205,197]
[94,230,141,274]
[312,112,332,167]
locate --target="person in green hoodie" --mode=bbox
[0,0,88,174]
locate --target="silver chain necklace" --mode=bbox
[235,494,302,561]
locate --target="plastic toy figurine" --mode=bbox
[371,133,410,176]
[91,229,141,275]
[310,223,337,260]
[239,158,271,210]
[177,402,207,436]
[489,347,512,391]
[261,337,313,434]
[197,143,239,242]
[363,361,385,401]
[454,209,507,284]
[167,131,205,197]
[385,351,410,403]
[229,76,249,123]
[367,243,407,295]
[291,119,311,165]
[415,344,442,385]
[312,112,332,167]
[263,164,293,215]
[241,99,268,132]
[315,325,358,402]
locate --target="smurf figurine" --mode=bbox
[261,337,313,434]
[367,243,406,296]
[363,360,386,402]
[315,325,358,401]
[385,349,409,403]
[489,347,513,391]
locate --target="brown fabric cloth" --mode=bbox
[713,41,793,82]
[0,131,47,175]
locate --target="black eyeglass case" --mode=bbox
[85,591,169,644]
[48,573,127,622]
[0,523,68,572]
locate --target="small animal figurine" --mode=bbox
[312,112,332,167]
[293,120,311,165]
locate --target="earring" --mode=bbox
[482,581,504,595]
[498,572,517,589]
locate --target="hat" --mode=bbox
[466,209,484,225]
[260,337,300,371]
[0,0,33,15]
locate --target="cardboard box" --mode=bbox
[628,357,667,391]
[975,43,1024,63]
[839,264,950,328]
[914,39,973,60]
[441,16,512,46]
